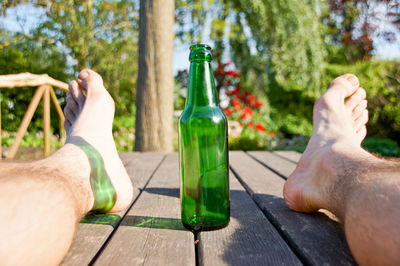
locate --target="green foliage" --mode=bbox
[1,131,63,149]
[2,1,139,115]
[231,0,326,96]
[362,137,400,158]
[229,135,263,150]
[112,115,135,152]
[0,31,71,133]
[174,70,188,110]
[324,60,400,143]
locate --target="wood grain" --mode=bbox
[61,152,165,265]
[248,151,297,178]
[198,171,301,265]
[273,150,302,163]
[229,151,356,265]
[94,153,195,266]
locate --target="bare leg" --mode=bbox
[0,69,133,265]
[283,74,400,265]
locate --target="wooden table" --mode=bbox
[61,151,356,265]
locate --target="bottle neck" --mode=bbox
[187,60,218,107]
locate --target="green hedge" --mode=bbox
[324,60,400,143]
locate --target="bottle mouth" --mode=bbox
[189,44,212,62]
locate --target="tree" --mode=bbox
[1,1,140,114]
[134,0,175,152]
[324,0,400,63]
[0,29,71,132]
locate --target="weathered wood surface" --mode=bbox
[274,150,302,164]
[94,153,195,265]
[61,151,357,265]
[229,151,356,265]
[0,72,69,91]
[198,171,301,265]
[61,153,165,265]
[247,151,297,179]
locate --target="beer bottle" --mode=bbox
[179,44,230,231]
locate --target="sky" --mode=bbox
[1,3,399,74]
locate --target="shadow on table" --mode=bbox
[145,187,179,198]
[215,192,355,265]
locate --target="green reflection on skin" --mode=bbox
[71,136,116,213]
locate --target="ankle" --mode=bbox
[42,144,94,217]
[321,145,376,220]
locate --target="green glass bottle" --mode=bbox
[179,44,230,231]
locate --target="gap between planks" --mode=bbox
[229,151,355,265]
[87,154,167,265]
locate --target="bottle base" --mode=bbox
[182,220,230,232]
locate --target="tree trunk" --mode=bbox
[135,0,175,152]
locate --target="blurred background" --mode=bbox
[0,0,399,159]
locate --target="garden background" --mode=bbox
[1,0,399,159]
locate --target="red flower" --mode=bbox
[232,86,241,95]
[224,109,232,116]
[240,91,249,100]
[234,105,241,111]
[223,80,231,86]
[231,99,240,106]
[240,112,249,119]
[225,70,240,77]
[247,121,253,127]
[239,122,243,127]
[255,124,266,132]
[255,101,263,107]
[268,131,276,137]
[224,61,232,66]
[243,107,253,115]
[216,64,224,76]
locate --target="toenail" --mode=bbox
[346,75,359,87]
[80,70,89,79]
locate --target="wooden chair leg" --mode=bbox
[0,96,2,159]
[43,86,50,156]
[6,85,46,159]
[49,87,66,141]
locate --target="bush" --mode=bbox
[113,114,135,152]
[324,60,400,144]
[362,137,400,158]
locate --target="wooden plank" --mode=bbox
[274,150,302,163]
[248,151,297,178]
[94,153,195,266]
[198,171,301,265]
[61,152,165,265]
[229,151,356,265]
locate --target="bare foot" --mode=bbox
[63,69,133,213]
[283,74,369,216]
